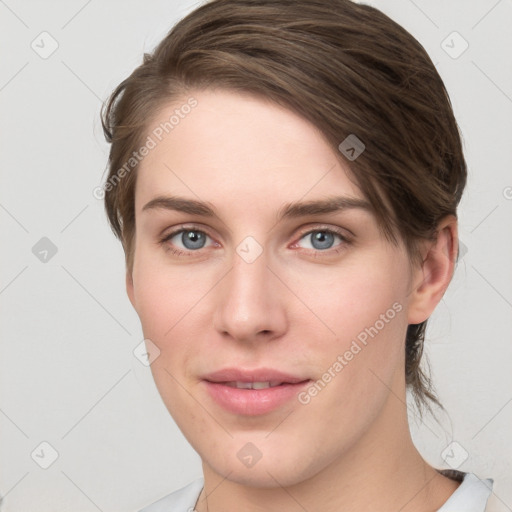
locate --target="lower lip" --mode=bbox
[204,380,311,415]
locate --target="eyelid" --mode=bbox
[159,223,352,255]
[292,224,352,244]
[159,224,216,245]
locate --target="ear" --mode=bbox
[126,269,136,309]
[407,215,458,325]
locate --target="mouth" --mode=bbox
[202,368,311,415]
[223,380,288,389]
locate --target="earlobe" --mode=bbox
[407,216,458,325]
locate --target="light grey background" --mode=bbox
[0,0,511,510]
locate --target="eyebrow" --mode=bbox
[141,195,372,220]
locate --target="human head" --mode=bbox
[101,0,465,421]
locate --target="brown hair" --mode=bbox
[101,0,466,411]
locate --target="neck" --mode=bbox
[196,389,459,512]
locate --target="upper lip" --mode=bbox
[203,368,309,384]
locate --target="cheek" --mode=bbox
[132,246,203,337]
[131,249,215,385]
[293,257,408,409]
[291,255,406,344]
[131,255,206,419]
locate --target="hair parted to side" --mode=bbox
[101,0,467,412]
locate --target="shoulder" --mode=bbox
[437,472,494,512]
[138,478,204,512]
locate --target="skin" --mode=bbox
[127,89,460,511]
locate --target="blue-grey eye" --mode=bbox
[164,229,210,251]
[299,230,342,251]
[181,230,207,250]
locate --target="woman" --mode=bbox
[101,0,494,510]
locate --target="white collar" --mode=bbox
[437,473,493,512]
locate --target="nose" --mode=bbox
[212,247,288,344]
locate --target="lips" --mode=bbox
[204,368,308,385]
[202,368,311,415]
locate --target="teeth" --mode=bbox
[225,381,283,389]
[235,381,253,389]
[252,381,271,389]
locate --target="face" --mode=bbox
[127,89,418,487]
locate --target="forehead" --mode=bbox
[135,89,364,216]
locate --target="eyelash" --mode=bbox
[158,224,351,258]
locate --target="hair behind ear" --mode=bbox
[406,322,442,416]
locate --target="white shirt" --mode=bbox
[139,472,494,512]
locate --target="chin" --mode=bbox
[200,436,329,489]
[210,459,307,489]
